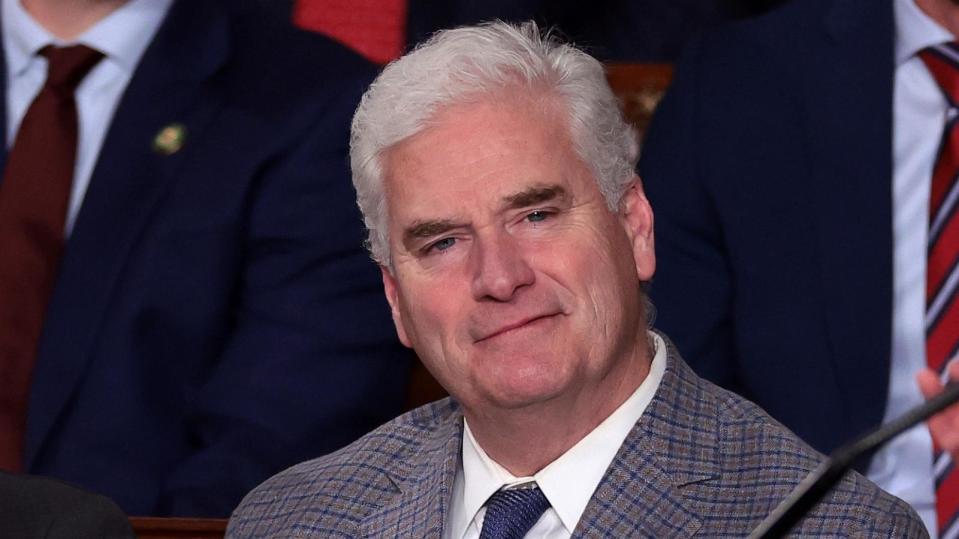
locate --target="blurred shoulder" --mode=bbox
[187,0,377,115]
[0,473,134,539]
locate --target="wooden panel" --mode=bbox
[605,63,674,138]
[130,517,227,539]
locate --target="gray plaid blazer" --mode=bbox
[228,340,927,537]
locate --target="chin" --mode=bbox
[485,388,562,410]
[482,371,569,410]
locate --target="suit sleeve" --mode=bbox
[156,70,411,517]
[638,37,741,393]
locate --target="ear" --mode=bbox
[381,266,413,348]
[618,176,655,282]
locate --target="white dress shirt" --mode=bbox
[445,331,668,539]
[2,0,172,234]
[866,1,953,535]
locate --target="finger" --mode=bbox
[918,368,945,400]
[948,360,959,382]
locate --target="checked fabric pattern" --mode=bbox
[227,337,926,538]
[920,42,959,539]
[479,485,551,539]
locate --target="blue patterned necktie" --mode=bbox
[479,485,551,539]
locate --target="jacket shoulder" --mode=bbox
[227,399,460,537]
[207,0,377,124]
[675,360,925,535]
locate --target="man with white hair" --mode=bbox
[228,21,926,537]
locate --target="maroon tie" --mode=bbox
[0,45,102,472]
[919,43,959,536]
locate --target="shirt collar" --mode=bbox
[3,0,51,77]
[2,0,172,77]
[78,0,173,73]
[455,331,668,536]
[895,0,954,65]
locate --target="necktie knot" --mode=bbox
[40,44,103,92]
[479,485,551,539]
[920,43,959,107]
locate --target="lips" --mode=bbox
[472,312,561,343]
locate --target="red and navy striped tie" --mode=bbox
[920,42,959,538]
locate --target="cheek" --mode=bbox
[399,295,447,350]
[396,281,471,373]
[558,233,638,330]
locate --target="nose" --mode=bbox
[469,232,535,301]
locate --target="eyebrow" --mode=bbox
[403,219,463,242]
[502,184,569,209]
[401,184,570,244]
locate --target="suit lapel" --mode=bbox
[360,348,716,537]
[358,406,463,538]
[574,344,715,538]
[25,0,231,465]
[802,0,895,438]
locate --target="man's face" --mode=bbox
[380,96,655,414]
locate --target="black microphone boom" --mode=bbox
[748,382,959,538]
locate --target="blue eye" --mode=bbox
[430,237,456,252]
[527,210,550,223]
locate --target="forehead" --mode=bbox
[382,97,593,218]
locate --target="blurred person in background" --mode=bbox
[0,471,134,538]
[641,0,959,535]
[0,0,409,517]
[292,0,792,66]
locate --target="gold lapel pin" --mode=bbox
[153,123,186,155]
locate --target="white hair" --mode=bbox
[350,20,640,267]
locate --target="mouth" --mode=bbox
[473,313,561,343]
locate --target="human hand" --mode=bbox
[918,360,959,455]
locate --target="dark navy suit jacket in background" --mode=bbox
[0,0,409,516]
[640,0,895,467]
[405,0,733,62]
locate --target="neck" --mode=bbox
[464,338,654,476]
[22,0,126,40]
[916,0,959,38]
